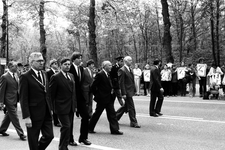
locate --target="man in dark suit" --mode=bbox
[110,56,124,106]
[19,52,54,150]
[81,59,95,118]
[69,52,91,145]
[0,61,26,140]
[149,59,164,117]
[116,56,141,128]
[89,61,123,135]
[50,58,77,150]
[46,58,61,127]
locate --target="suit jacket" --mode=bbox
[46,69,54,82]
[0,72,18,105]
[81,67,93,92]
[118,66,136,97]
[91,70,114,104]
[19,69,52,121]
[49,72,77,115]
[149,65,162,92]
[69,64,84,107]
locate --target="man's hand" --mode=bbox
[25,117,32,128]
[122,95,126,99]
[160,88,164,93]
[118,98,124,106]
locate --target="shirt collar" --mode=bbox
[8,70,14,77]
[102,69,108,77]
[124,64,130,71]
[31,67,40,76]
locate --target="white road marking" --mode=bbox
[133,97,225,105]
[7,129,122,150]
[137,113,225,124]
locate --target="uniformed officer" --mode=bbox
[110,56,124,106]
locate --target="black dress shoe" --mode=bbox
[111,130,123,135]
[20,134,26,141]
[130,124,141,128]
[79,139,92,145]
[0,132,9,136]
[69,141,78,146]
[88,130,96,134]
[150,113,158,117]
[156,112,163,116]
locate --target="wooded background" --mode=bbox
[0,0,225,74]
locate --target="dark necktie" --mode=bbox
[37,71,42,83]
[66,73,70,80]
[12,73,16,81]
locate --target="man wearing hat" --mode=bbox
[110,56,124,106]
[46,59,60,127]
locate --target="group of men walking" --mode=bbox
[0,51,164,150]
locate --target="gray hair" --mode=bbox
[101,60,111,68]
[123,56,132,62]
[29,52,44,64]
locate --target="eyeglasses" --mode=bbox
[35,60,44,63]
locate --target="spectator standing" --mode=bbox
[177,62,188,96]
[196,58,207,97]
[160,64,172,97]
[142,64,151,96]
[171,65,178,96]
[133,63,142,96]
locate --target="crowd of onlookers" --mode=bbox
[132,57,225,99]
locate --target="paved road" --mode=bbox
[0,95,225,150]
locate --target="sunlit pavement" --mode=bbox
[1,91,225,150]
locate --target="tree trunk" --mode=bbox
[0,0,7,75]
[179,13,184,62]
[190,0,197,53]
[210,1,217,65]
[88,0,98,67]
[39,0,47,67]
[216,0,220,66]
[161,0,173,63]
[156,5,162,60]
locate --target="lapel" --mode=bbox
[29,69,46,91]
[102,70,112,88]
[59,72,72,92]
[85,68,93,81]
[6,72,18,85]
[124,66,134,80]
